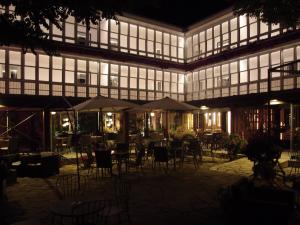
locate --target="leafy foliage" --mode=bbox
[225,133,247,160]
[245,132,283,181]
[233,0,300,28]
[0,0,123,54]
[169,126,196,140]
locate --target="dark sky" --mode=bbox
[122,0,233,28]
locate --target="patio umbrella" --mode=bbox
[70,95,139,188]
[141,97,199,111]
[71,95,139,132]
[140,97,199,137]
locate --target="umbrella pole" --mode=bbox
[100,108,104,142]
[166,111,169,140]
[74,110,80,190]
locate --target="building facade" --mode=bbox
[1,6,300,149]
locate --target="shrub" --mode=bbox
[245,132,282,182]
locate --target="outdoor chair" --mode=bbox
[127,144,145,172]
[55,136,72,154]
[103,178,131,225]
[169,140,184,169]
[55,174,87,200]
[114,143,130,173]
[81,148,95,175]
[183,140,202,168]
[95,150,114,178]
[71,199,111,225]
[153,146,172,171]
[146,141,155,162]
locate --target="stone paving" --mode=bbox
[1,156,254,225]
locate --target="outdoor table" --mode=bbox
[91,135,103,144]
[55,136,69,153]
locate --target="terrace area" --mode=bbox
[1,151,298,225]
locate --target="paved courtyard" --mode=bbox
[1,155,283,225]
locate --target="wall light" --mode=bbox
[150,112,155,117]
[107,112,112,116]
[62,122,70,127]
[269,99,284,105]
[51,111,56,115]
[200,105,209,110]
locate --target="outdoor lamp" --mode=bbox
[62,122,69,127]
[200,105,209,110]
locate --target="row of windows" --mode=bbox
[0,81,185,101]
[3,5,298,65]
[186,15,298,62]
[0,49,185,94]
[49,15,185,62]
[186,45,300,100]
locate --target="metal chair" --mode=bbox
[170,140,184,169]
[153,146,172,171]
[71,199,111,225]
[127,144,145,172]
[55,174,87,200]
[95,150,114,178]
[110,178,132,225]
[184,140,202,168]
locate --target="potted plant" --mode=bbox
[219,132,295,225]
[245,132,283,183]
[169,126,196,141]
[225,133,247,161]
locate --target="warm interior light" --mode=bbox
[63,118,69,122]
[0,104,5,108]
[107,112,112,116]
[269,99,284,105]
[62,122,70,127]
[51,111,56,115]
[227,111,231,134]
[200,105,209,110]
[150,112,155,117]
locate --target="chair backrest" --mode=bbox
[135,144,145,165]
[94,150,112,168]
[56,174,87,199]
[153,146,169,162]
[114,179,131,205]
[188,140,201,153]
[147,141,155,155]
[71,199,111,225]
[116,143,129,152]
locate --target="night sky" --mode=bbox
[122,0,233,28]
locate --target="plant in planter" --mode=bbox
[169,126,196,141]
[245,132,283,183]
[225,133,247,161]
[219,132,295,225]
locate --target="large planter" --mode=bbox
[219,180,295,225]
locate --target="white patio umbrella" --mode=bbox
[140,97,199,137]
[141,97,199,111]
[69,95,139,188]
[70,95,139,133]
